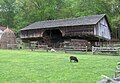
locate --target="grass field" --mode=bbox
[0,50,120,83]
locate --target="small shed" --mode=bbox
[0,27,17,49]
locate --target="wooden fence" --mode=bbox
[7,44,18,49]
[64,46,87,53]
[92,46,120,55]
[115,62,120,77]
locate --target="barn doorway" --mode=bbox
[42,29,63,47]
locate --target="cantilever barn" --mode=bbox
[20,14,111,48]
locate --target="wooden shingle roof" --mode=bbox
[21,14,107,30]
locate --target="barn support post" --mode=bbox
[99,37,101,47]
[88,41,95,51]
[28,40,33,51]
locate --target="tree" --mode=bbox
[0,0,120,38]
[0,0,17,28]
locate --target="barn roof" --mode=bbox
[21,14,108,30]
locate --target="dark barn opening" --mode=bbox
[42,29,63,47]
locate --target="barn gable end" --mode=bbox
[94,17,111,40]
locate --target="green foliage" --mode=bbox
[0,0,16,28]
[0,0,120,37]
[0,50,120,82]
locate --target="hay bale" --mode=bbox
[0,28,17,49]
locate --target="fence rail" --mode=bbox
[64,46,87,53]
[92,46,120,55]
[7,44,18,49]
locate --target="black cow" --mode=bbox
[70,56,78,62]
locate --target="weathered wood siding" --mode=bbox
[21,25,94,39]
[60,25,94,37]
[20,29,44,38]
[94,18,111,40]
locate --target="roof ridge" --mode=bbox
[36,14,106,22]
[21,14,106,30]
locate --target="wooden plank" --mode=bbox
[92,46,120,55]
[64,46,87,53]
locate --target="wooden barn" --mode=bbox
[20,14,111,48]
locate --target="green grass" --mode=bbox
[0,50,120,83]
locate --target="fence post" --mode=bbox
[86,46,87,53]
[92,46,94,55]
